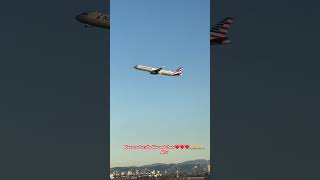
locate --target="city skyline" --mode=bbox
[110,159,211,179]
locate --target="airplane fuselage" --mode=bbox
[134,65,182,76]
[76,11,110,29]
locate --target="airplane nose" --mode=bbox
[75,14,82,21]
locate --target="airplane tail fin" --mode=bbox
[173,67,183,76]
[211,17,234,38]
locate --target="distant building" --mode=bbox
[193,165,199,175]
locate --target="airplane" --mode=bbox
[75,11,110,29]
[210,17,234,45]
[134,65,183,76]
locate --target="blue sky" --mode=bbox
[110,0,210,167]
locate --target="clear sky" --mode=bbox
[110,0,210,167]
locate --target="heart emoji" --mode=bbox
[180,145,185,149]
[185,145,190,149]
[175,144,180,149]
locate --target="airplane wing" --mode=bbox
[151,67,163,74]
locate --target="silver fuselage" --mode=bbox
[134,65,181,76]
[76,11,110,29]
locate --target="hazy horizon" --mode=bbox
[110,158,210,168]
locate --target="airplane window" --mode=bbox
[103,16,109,21]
